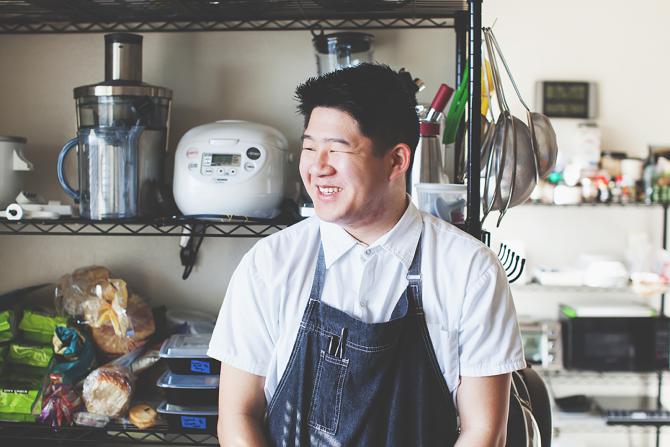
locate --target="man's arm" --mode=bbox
[455,373,511,447]
[218,364,268,447]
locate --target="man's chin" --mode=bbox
[313,205,341,223]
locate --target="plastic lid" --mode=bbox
[156,401,218,416]
[312,32,374,54]
[416,183,467,192]
[159,334,212,359]
[166,309,216,327]
[156,370,219,390]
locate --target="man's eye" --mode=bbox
[302,147,315,152]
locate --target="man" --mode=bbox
[208,63,526,446]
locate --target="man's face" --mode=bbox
[299,107,393,228]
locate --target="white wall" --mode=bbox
[0,29,454,313]
[482,2,670,446]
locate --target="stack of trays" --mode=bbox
[157,334,221,434]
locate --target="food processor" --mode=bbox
[57,33,172,220]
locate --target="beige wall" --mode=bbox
[0,29,454,313]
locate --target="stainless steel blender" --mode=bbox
[57,33,172,220]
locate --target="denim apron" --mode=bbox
[265,235,459,446]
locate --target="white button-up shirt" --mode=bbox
[208,202,526,403]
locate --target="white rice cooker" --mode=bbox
[0,136,33,208]
[173,120,288,219]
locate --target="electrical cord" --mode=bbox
[180,223,206,280]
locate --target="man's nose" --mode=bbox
[310,150,335,176]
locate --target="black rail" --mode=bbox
[0,420,217,445]
[0,0,466,33]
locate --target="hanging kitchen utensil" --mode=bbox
[481,28,537,226]
[480,55,498,172]
[487,28,558,179]
[447,58,496,183]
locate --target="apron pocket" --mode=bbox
[307,349,349,435]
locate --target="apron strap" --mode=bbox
[309,243,327,302]
[406,234,424,314]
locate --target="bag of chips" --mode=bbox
[19,310,67,345]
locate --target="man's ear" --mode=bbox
[388,143,412,182]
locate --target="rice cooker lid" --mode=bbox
[0,135,26,143]
[185,120,289,151]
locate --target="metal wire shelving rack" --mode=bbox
[0,420,218,445]
[0,0,467,33]
[0,215,292,237]
[0,0,484,444]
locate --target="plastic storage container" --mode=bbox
[156,370,219,406]
[165,309,216,335]
[415,183,467,224]
[156,401,217,434]
[312,32,374,75]
[159,334,220,375]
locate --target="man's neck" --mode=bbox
[344,195,409,246]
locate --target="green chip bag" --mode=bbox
[0,387,41,422]
[19,310,67,345]
[0,310,14,343]
[0,343,7,364]
[8,343,53,369]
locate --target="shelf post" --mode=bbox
[466,0,482,240]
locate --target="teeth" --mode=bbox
[318,186,342,195]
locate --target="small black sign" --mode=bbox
[540,81,594,119]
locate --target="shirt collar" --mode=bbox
[318,197,423,270]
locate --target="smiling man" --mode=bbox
[208,63,526,447]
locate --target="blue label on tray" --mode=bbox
[181,416,207,430]
[191,359,211,374]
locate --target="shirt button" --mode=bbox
[359,301,366,308]
[364,249,372,256]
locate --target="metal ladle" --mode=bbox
[488,29,558,179]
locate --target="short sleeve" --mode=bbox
[207,248,276,377]
[458,256,526,377]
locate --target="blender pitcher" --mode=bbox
[58,126,143,219]
[57,33,172,220]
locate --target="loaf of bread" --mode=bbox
[55,266,111,317]
[129,404,160,429]
[82,364,134,418]
[90,294,155,356]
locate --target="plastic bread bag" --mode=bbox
[81,347,144,418]
[55,266,111,318]
[80,278,132,339]
[38,373,83,427]
[90,294,155,358]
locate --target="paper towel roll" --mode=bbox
[5,203,23,220]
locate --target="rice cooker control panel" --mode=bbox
[187,146,266,185]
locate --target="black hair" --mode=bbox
[295,63,419,158]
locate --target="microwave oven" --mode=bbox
[519,320,562,370]
[561,315,670,371]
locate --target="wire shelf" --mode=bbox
[0,421,217,445]
[0,0,465,33]
[0,216,297,237]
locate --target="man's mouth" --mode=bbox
[317,186,342,196]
